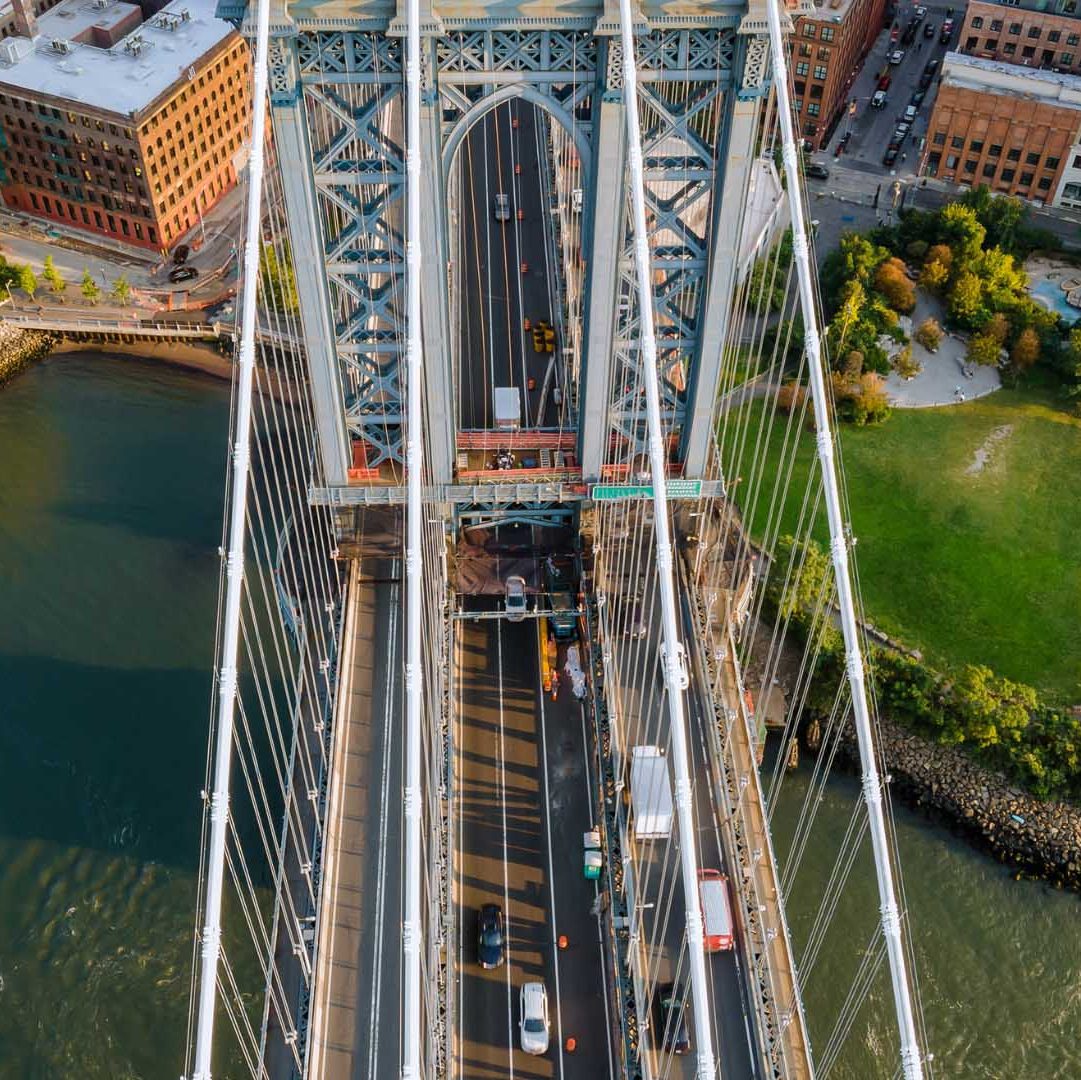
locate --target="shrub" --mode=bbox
[893,345,921,379]
[967,332,1002,367]
[776,382,807,415]
[1011,326,1040,370]
[874,258,917,313]
[913,317,943,351]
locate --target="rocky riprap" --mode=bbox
[0,322,56,385]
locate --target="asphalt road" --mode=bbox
[455,616,613,1078]
[455,100,563,432]
[812,2,957,181]
[601,527,758,1080]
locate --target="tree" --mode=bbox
[914,317,943,351]
[42,255,64,296]
[821,232,889,308]
[960,185,1026,252]
[1011,326,1040,369]
[893,344,921,379]
[854,371,892,424]
[874,258,916,313]
[768,535,832,620]
[937,203,987,264]
[776,382,806,416]
[966,331,1001,367]
[17,263,37,300]
[81,268,101,305]
[925,244,953,273]
[110,274,131,306]
[949,271,985,327]
[984,311,1011,345]
[828,279,867,356]
[954,664,1036,750]
[919,255,950,293]
[259,241,299,313]
[843,350,864,378]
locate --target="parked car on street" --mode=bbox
[940,18,954,43]
[919,59,939,89]
[805,162,831,180]
[890,49,905,65]
[877,73,892,91]
[914,4,926,16]
[883,147,899,167]
[903,104,918,123]
[169,265,198,284]
[910,88,927,106]
[172,244,190,265]
[871,89,889,108]
[923,21,935,38]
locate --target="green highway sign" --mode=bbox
[591,479,702,502]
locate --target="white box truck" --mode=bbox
[493,387,521,431]
[630,745,673,839]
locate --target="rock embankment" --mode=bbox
[838,718,1081,891]
[0,322,56,385]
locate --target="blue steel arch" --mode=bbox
[441,83,592,180]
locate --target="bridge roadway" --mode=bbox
[455,615,613,1076]
[457,99,561,433]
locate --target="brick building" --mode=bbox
[0,0,250,252]
[921,53,1081,206]
[792,0,889,149]
[958,0,1081,75]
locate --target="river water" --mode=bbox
[0,353,1077,1079]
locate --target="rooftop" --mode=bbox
[966,0,1081,18]
[803,0,858,25]
[0,0,235,118]
[943,50,1081,105]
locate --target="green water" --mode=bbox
[0,354,1077,1078]
[0,353,228,1078]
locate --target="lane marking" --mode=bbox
[367,566,398,1080]
[497,621,516,1079]
[537,673,566,1080]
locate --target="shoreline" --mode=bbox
[834,717,1081,892]
[51,337,234,382]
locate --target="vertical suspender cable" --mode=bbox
[190,0,272,1071]
[614,2,718,1076]
[762,2,925,1077]
[403,0,425,1075]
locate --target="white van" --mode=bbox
[698,869,734,952]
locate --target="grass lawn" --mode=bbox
[722,388,1081,702]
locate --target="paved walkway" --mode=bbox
[883,292,1001,408]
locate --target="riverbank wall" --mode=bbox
[53,338,233,381]
[0,323,57,385]
[836,718,1081,891]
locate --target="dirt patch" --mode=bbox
[965,424,1013,476]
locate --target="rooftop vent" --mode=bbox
[124,33,144,55]
[50,38,73,54]
[92,0,110,9]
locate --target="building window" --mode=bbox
[803,22,817,37]
[799,42,812,56]
[1028,25,1041,38]
[807,102,820,116]
[971,140,985,153]
[1004,42,1017,54]
[1007,147,1022,161]
[814,65,828,79]
[989,144,1002,157]
[810,84,823,98]
[983,163,997,178]
[971,15,984,28]
[1047,156,1061,168]
[818,46,830,59]
[966,36,979,49]
[793,97,803,112]
[964,159,978,173]
[946,155,959,169]
[1049,29,1062,43]
[951,135,965,149]
[927,152,942,172]
[1065,182,1081,199]
[1070,33,1081,45]
[821,26,835,41]
[1026,151,1041,165]
[933,131,947,145]
[1062,52,1075,63]
[1022,45,1036,57]
[1001,168,1016,182]
[992,19,1003,30]
[796,61,809,76]
[1009,22,1022,34]
[1019,171,1034,185]
[1038,176,1053,190]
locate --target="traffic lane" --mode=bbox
[456,619,559,1079]
[540,669,614,1077]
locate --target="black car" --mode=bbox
[477,903,505,969]
[883,147,899,167]
[169,265,198,284]
[172,244,190,265]
[919,59,940,88]
[805,162,830,180]
[923,22,935,38]
[910,88,927,107]
[654,982,691,1055]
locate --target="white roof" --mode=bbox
[0,0,235,118]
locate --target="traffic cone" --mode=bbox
[565,1037,577,1053]
[517,208,525,221]
[523,317,531,331]
[558,934,568,949]
[520,261,528,274]
[514,162,522,175]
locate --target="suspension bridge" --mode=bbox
[181,1,935,1078]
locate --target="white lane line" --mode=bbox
[537,678,566,1080]
[367,567,398,1080]
[577,700,615,1080]
[497,622,516,1079]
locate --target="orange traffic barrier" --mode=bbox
[521,261,528,274]
[558,934,568,949]
[514,162,522,175]
[523,317,531,331]
[565,1037,577,1053]
[527,376,536,391]
[512,117,519,129]
[517,208,525,221]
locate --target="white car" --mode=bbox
[889,49,905,65]
[493,193,510,222]
[914,5,927,17]
[519,981,550,1055]
[504,575,527,621]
